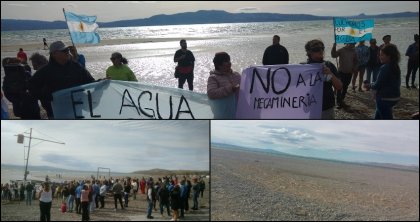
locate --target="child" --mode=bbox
[61,201,67,213]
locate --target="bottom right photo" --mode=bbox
[211,120,419,221]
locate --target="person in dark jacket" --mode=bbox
[365,44,401,119]
[262,35,289,65]
[174,39,195,91]
[304,39,342,119]
[366,38,381,84]
[405,34,419,89]
[28,41,95,118]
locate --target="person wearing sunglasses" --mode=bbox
[305,39,342,119]
[106,52,137,82]
[28,41,95,118]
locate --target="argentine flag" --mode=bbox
[64,11,100,44]
[334,18,374,44]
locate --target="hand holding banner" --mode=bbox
[236,64,324,119]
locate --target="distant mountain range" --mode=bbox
[212,142,419,172]
[1,10,418,31]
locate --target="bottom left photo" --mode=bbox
[1,120,210,221]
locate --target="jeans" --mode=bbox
[67,195,74,212]
[366,65,380,83]
[375,97,398,119]
[193,193,199,210]
[336,72,353,106]
[81,202,89,221]
[178,73,194,91]
[406,60,419,86]
[90,194,96,212]
[26,190,33,205]
[114,193,124,209]
[76,197,81,213]
[147,200,153,217]
[124,192,129,207]
[39,201,51,221]
[160,201,171,216]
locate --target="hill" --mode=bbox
[1,10,418,31]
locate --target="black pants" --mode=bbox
[75,197,81,213]
[178,73,194,91]
[81,201,89,221]
[336,72,353,105]
[200,190,204,198]
[39,201,51,221]
[100,195,105,208]
[406,60,419,86]
[114,193,124,209]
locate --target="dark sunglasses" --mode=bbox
[60,48,69,53]
[310,46,325,52]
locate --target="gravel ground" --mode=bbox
[211,148,419,221]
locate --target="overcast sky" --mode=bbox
[212,120,419,166]
[1,120,209,172]
[1,1,418,22]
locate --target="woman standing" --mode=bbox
[39,182,52,221]
[365,44,401,119]
[207,52,241,119]
[170,185,181,221]
[106,52,137,82]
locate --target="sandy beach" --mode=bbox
[1,182,210,221]
[211,148,419,221]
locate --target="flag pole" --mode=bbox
[333,17,339,69]
[63,8,75,47]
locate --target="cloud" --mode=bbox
[40,154,93,170]
[237,7,259,12]
[7,3,28,7]
[262,127,315,143]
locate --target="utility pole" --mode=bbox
[16,128,65,182]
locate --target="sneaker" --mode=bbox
[352,86,356,92]
[411,85,417,89]
[147,216,154,219]
[170,219,175,221]
[358,88,363,92]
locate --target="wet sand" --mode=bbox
[211,148,419,221]
[1,186,209,221]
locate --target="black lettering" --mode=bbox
[71,89,85,119]
[120,89,140,115]
[138,91,155,118]
[87,90,100,118]
[310,72,323,86]
[250,68,270,94]
[271,67,291,95]
[296,73,306,87]
[155,93,173,119]
[175,95,194,119]
[299,96,307,107]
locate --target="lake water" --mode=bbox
[1,18,419,93]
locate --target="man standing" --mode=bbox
[112,179,124,211]
[174,39,195,91]
[331,43,358,109]
[28,41,95,118]
[25,182,34,205]
[405,34,419,89]
[262,35,289,65]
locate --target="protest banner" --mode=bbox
[236,64,324,119]
[52,80,214,119]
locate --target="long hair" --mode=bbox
[381,44,401,78]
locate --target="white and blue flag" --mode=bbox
[334,18,374,43]
[64,11,100,44]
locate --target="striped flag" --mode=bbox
[64,11,100,44]
[334,18,374,43]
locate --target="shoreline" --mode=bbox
[211,148,419,221]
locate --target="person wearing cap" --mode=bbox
[28,41,95,118]
[366,38,381,84]
[305,39,342,119]
[331,42,358,109]
[106,52,137,81]
[405,34,419,89]
[262,35,289,65]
